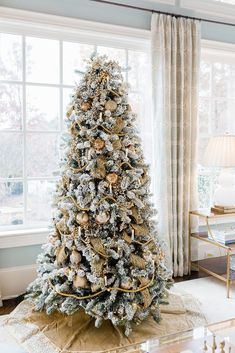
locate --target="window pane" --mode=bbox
[212,62,229,97]
[26,180,56,226]
[63,87,74,128]
[97,46,126,67]
[26,133,59,177]
[26,86,60,130]
[199,61,211,97]
[0,133,23,178]
[0,33,22,81]
[199,98,210,136]
[212,99,228,134]
[0,83,22,130]
[128,51,149,91]
[128,92,143,116]
[63,42,94,85]
[0,181,23,227]
[26,37,59,83]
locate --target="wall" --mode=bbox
[0,0,235,42]
[0,0,235,296]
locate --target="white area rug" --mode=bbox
[175,276,235,324]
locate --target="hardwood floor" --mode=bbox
[0,295,25,315]
[0,270,208,316]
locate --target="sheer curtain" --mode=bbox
[151,14,201,277]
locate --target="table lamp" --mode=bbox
[203,134,235,207]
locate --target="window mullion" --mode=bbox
[59,40,63,132]
[22,35,27,226]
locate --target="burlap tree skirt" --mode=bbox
[2,289,206,353]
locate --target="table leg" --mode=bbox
[227,252,231,299]
[188,213,191,275]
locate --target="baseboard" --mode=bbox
[0,264,37,300]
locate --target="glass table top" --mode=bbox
[117,319,235,353]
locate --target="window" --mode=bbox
[198,43,235,208]
[0,24,150,231]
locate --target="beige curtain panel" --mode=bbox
[151,13,201,277]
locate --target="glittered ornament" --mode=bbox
[106,173,118,185]
[81,101,91,111]
[105,100,117,112]
[55,245,67,265]
[70,249,82,265]
[93,138,105,150]
[76,212,89,225]
[73,275,89,288]
[96,211,110,224]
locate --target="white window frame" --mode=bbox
[0,7,234,248]
[0,7,150,247]
[180,0,235,22]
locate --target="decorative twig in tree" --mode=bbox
[27,55,172,336]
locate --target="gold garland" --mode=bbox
[57,196,89,212]
[70,164,88,173]
[119,161,135,170]
[80,235,109,259]
[70,120,126,137]
[97,195,117,206]
[48,271,154,300]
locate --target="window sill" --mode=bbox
[0,228,48,249]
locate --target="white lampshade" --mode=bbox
[203,135,235,167]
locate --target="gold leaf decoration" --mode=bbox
[130,253,146,269]
[90,237,106,256]
[131,224,148,236]
[141,288,152,309]
[112,117,125,134]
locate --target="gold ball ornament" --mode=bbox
[96,211,110,224]
[81,101,91,111]
[106,173,118,185]
[93,138,105,150]
[105,100,117,112]
[76,212,89,225]
[73,275,89,288]
[70,249,82,265]
[55,245,67,265]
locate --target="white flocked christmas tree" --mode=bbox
[27,55,172,336]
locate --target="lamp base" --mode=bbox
[213,169,235,207]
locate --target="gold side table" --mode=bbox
[189,209,235,298]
